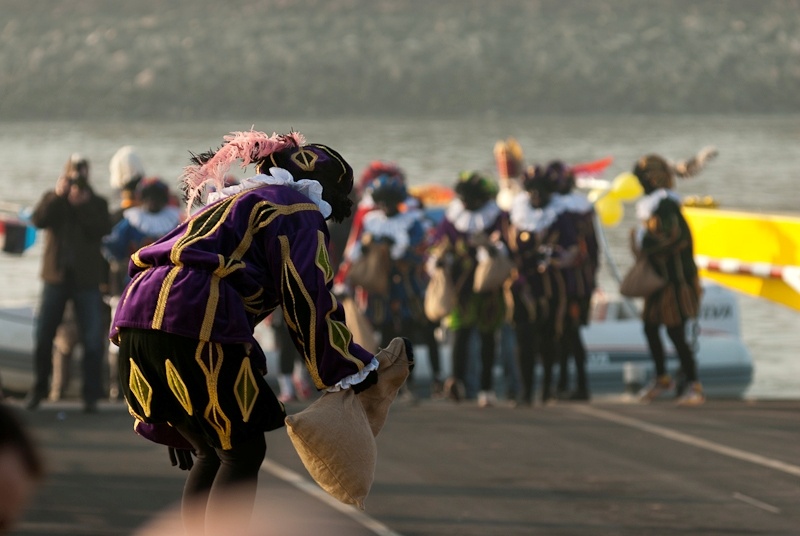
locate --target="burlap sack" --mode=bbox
[358,337,414,437]
[285,388,376,509]
[620,254,667,298]
[347,241,391,296]
[283,337,413,509]
[341,295,379,354]
[473,252,515,293]
[423,265,456,322]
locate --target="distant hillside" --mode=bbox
[2,0,799,120]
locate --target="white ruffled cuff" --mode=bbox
[325,357,380,392]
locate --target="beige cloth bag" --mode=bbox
[473,252,515,293]
[347,242,391,296]
[357,337,413,437]
[285,388,376,509]
[340,295,378,354]
[284,337,413,509]
[424,265,456,322]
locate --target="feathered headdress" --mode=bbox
[356,160,406,197]
[180,129,306,211]
[673,146,718,179]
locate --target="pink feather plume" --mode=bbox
[180,129,306,210]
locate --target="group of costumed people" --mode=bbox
[338,157,600,407]
[336,141,708,409]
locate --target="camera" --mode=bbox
[67,176,89,190]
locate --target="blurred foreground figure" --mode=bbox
[0,403,44,534]
[135,484,359,536]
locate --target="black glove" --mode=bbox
[352,370,378,393]
[168,447,194,471]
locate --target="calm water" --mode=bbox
[1,115,798,399]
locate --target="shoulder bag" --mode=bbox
[347,242,391,296]
[619,254,667,298]
[473,252,515,293]
[424,263,456,322]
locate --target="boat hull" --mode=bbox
[683,206,800,311]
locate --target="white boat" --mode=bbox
[573,281,753,398]
[0,305,38,397]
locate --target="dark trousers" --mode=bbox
[644,321,698,382]
[32,282,105,403]
[452,327,496,392]
[514,323,558,403]
[174,421,267,531]
[513,298,559,403]
[379,317,442,380]
[557,316,589,394]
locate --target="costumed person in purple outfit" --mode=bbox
[546,161,598,401]
[348,173,443,396]
[430,171,510,407]
[507,166,574,405]
[109,130,379,531]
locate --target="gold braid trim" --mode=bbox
[128,358,153,418]
[195,341,232,450]
[152,267,182,330]
[198,201,320,339]
[242,287,265,314]
[279,233,364,390]
[234,357,260,422]
[121,269,149,310]
[130,249,152,269]
[152,199,236,330]
[200,255,246,340]
[165,359,193,415]
[279,235,322,387]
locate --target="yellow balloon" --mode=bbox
[595,195,624,227]
[610,172,644,202]
[587,188,606,203]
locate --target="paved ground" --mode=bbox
[5,394,800,536]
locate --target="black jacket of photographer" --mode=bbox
[31,185,111,289]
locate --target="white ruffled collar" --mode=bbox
[206,167,332,219]
[635,188,681,221]
[122,205,182,237]
[550,192,592,215]
[496,179,522,211]
[361,209,423,260]
[509,191,557,233]
[445,198,502,234]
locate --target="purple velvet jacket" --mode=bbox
[110,184,373,390]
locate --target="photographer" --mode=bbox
[26,154,111,412]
